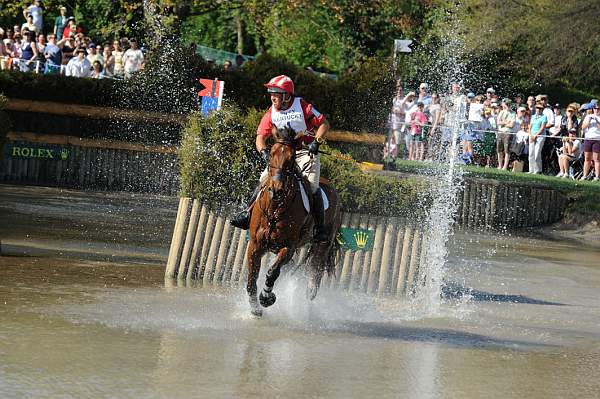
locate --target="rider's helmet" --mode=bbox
[264,75,294,96]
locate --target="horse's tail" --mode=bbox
[325,232,343,277]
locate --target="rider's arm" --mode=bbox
[256,134,268,152]
[314,119,330,142]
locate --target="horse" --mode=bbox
[245,126,342,316]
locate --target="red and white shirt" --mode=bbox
[257,97,326,144]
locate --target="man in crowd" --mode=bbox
[23,0,43,34]
[43,33,62,74]
[496,98,515,170]
[417,82,432,110]
[54,6,68,40]
[123,38,144,78]
[65,46,91,77]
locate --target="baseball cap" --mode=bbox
[419,82,428,89]
[501,97,512,104]
[486,87,495,93]
[491,102,499,108]
[88,43,96,48]
[467,92,475,98]
[517,106,526,112]
[553,103,560,109]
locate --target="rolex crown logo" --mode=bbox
[60,148,69,160]
[336,232,346,246]
[354,231,368,249]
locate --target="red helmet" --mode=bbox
[264,75,294,95]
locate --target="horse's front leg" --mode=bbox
[259,247,294,308]
[246,239,265,316]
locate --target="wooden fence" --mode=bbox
[165,198,429,297]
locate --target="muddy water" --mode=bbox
[1,185,599,398]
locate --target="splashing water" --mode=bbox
[411,8,467,316]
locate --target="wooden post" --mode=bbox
[337,213,359,290]
[186,204,209,282]
[165,197,191,278]
[197,211,217,279]
[377,218,397,296]
[176,199,201,278]
[349,214,369,292]
[222,228,242,285]
[358,216,377,293]
[405,228,422,295]
[367,217,386,294]
[203,213,226,284]
[213,219,234,283]
[231,230,249,285]
[396,225,413,297]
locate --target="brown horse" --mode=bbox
[245,127,342,316]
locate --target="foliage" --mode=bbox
[179,105,429,216]
[0,92,11,157]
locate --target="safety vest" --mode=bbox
[270,97,308,133]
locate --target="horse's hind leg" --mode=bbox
[259,247,293,308]
[246,240,264,316]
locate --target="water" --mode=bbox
[1,185,600,398]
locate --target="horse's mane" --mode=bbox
[273,125,297,145]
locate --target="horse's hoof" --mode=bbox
[259,291,276,307]
[251,307,263,317]
[307,286,318,301]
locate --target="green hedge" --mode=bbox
[0,93,10,152]
[179,105,428,216]
[0,47,394,133]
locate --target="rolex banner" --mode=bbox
[4,143,70,161]
[336,227,374,251]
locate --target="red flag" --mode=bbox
[198,78,221,98]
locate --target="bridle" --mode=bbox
[259,140,300,241]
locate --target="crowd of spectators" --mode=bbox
[0,2,144,79]
[385,81,600,182]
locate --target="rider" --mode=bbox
[230,74,330,242]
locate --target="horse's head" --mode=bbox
[268,126,303,195]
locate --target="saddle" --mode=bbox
[293,167,329,213]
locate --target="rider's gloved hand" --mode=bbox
[260,149,270,163]
[308,138,321,155]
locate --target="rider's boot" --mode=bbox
[230,184,261,230]
[312,189,328,243]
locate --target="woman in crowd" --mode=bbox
[580,103,600,180]
[528,101,548,174]
[19,30,39,72]
[557,128,583,178]
[112,39,125,78]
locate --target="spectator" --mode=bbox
[112,39,124,78]
[86,43,103,65]
[557,128,583,178]
[65,46,91,77]
[62,17,80,40]
[464,94,483,163]
[580,103,600,180]
[417,82,432,110]
[223,60,232,70]
[54,6,68,40]
[123,38,144,78]
[19,30,39,72]
[234,54,245,69]
[427,92,443,158]
[478,107,496,167]
[21,14,38,35]
[36,33,46,53]
[57,33,75,64]
[528,101,548,174]
[23,1,44,34]
[514,93,524,109]
[387,84,405,159]
[549,104,563,137]
[43,33,62,73]
[401,90,417,156]
[91,60,108,79]
[102,43,114,76]
[562,103,580,135]
[409,101,428,161]
[496,98,515,170]
[526,95,535,115]
[485,87,495,102]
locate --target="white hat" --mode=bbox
[419,82,428,89]
[486,87,495,93]
[517,106,526,112]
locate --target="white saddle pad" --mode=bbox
[299,183,329,213]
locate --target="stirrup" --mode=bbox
[230,211,250,230]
